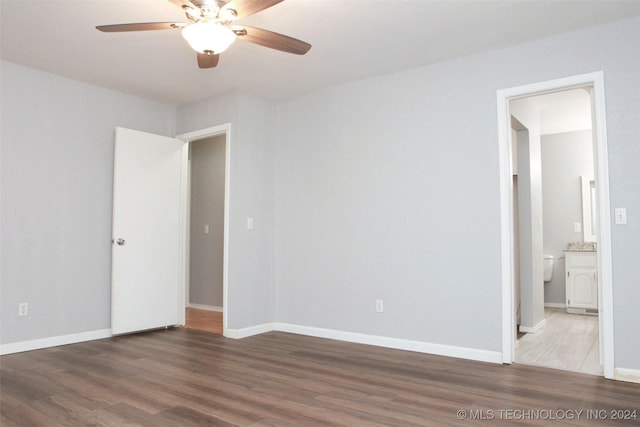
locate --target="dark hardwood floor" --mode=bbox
[1,329,639,426]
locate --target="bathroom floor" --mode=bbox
[516,308,602,375]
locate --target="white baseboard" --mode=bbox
[223,322,501,363]
[0,329,112,355]
[187,303,223,312]
[519,318,546,334]
[224,323,276,339]
[2,323,634,385]
[614,367,640,384]
[544,302,566,308]
[274,323,503,364]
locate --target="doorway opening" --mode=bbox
[510,88,600,375]
[177,124,231,337]
[497,72,614,379]
[185,134,226,334]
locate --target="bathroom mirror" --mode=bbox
[581,175,597,242]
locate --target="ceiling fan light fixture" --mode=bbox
[182,22,236,54]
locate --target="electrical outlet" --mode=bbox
[375,299,384,313]
[18,302,28,316]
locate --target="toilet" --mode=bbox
[543,255,555,282]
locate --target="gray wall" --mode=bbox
[274,17,640,369]
[541,130,595,304]
[511,98,545,332]
[1,61,176,345]
[515,128,545,330]
[2,16,639,372]
[189,135,226,307]
[177,92,276,330]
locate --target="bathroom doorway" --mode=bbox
[497,72,614,378]
[511,88,601,375]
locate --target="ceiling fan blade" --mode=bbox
[197,52,220,68]
[96,22,185,32]
[223,0,284,19]
[234,26,311,55]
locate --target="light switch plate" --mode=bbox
[573,222,582,232]
[615,208,627,225]
[375,299,384,313]
[247,217,254,230]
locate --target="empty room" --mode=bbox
[1,0,639,425]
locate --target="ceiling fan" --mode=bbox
[96,0,311,69]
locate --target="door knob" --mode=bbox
[116,238,126,246]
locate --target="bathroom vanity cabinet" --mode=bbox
[565,251,598,314]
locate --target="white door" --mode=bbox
[111,127,184,335]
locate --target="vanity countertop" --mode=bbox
[565,242,597,252]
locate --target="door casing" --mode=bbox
[177,124,232,336]
[496,72,614,378]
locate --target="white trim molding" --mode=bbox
[176,123,232,338]
[614,367,640,384]
[224,322,501,363]
[544,302,567,309]
[519,318,546,334]
[188,303,223,312]
[224,323,276,339]
[0,329,112,355]
[2,322,503,365]
[496,71,614,378]
[274,323,503,364]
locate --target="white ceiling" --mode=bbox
[2,0,640,105]
[531,89,593,135]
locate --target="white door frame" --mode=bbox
[496,72,614,379]
[176,123,232,336]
